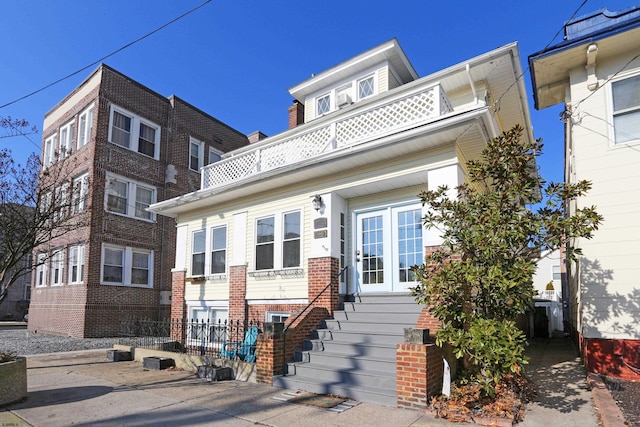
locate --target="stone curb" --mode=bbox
[587,373,627,427]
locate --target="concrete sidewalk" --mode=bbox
[0,338,616,426]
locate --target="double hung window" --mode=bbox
[211,226,227,274]
[59,120,75,158]
[71,173,89,214]
[612,74,640,144]
[68,244,85,284]
[255,210,301,271]
[190,138,204,171]
[50,249,64,286]
[191,230,206,276]
[77,104,94,149]
[109,106,160,159]
[35,253,47,287]
[256,217,275,270]
[105,174,156,221]
[44,135,57,167]
[102,244,153,287]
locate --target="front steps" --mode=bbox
[272,293,422,406]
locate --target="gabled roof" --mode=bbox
[288,38,418,102]
[529,5,640,109]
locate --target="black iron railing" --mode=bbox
[118,318,262,361]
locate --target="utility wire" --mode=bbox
[0,0,212,111]
[493,0,590,111]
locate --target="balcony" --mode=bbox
[201,83,453,190]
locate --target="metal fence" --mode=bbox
[118,318,262,362]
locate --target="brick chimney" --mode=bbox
[288,100,305,129]
[247,131,268,144]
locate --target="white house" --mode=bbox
[530,6,640,380]
[150,38,534,405]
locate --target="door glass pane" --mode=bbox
[362,215,384,285]
[397,209,422,283]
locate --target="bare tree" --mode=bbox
[0,146,88,306]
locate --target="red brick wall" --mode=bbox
[256,306,329,384]
[397,343,444,409]
[229,265,248,321]
[171,270,186,320]
[580,335,640,381]
[308,257,340,316]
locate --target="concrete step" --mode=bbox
[342,301,423,314]
[286,362,396,390]
[312,329,405,345]
[302,339,399,358]
[348,293,417,304]
[322,319,411,334]
[332,310,420,324]
[294,350,397,371]
[273,374,397,407]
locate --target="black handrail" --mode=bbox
[282,265,348,376]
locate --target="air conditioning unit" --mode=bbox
[160,291,171,305]
[337,94,352,108]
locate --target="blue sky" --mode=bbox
[1,0,637,185]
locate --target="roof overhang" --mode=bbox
[529,6,640,110]
[288,38,418,102]
[150,107,495,217]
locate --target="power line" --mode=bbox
[0,0,213,111]
[493,0,591,111]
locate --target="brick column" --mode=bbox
[308,257,339,316]
[171,269,186,320]
[397,329,444,409]
[256,324,284,384]
[229,264,247,322]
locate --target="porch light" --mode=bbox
[312,194,323,212]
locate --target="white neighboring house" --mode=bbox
[532,250,564,337]
[149,38,534,403]
[530,6,640,379]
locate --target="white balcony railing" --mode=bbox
[201,83,453,189]
[537,290,561,301]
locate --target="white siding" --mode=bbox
[569,56,640,340]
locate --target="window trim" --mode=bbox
[357,74,376,101]
[108,105,161,159]
[105,173,156,222]
[72,173,89,214]
[208,147,222,165]
[189,137,204,171]
[50,249,64,286]
[101,244,154,288]
[210,225,227,275]
[77,103,94,150]
[191,229,206,277]
[254,209,303,272]
[610,73,640,145]
[68,244,85,285]
[43,134,57,167]
[58,120,75,159]
[35,253,47,287]
[316,93,331,117]
[266,311,290,323]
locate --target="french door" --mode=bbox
[355,204,423,293]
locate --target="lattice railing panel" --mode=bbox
[260,125,331,172]
[201,84,452,189]
[202,151,258,188]
[336,86,451,146]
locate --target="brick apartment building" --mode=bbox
[28,64,249,337]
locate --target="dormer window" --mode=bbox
[358,75,375,100]
[316,94,330,116]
